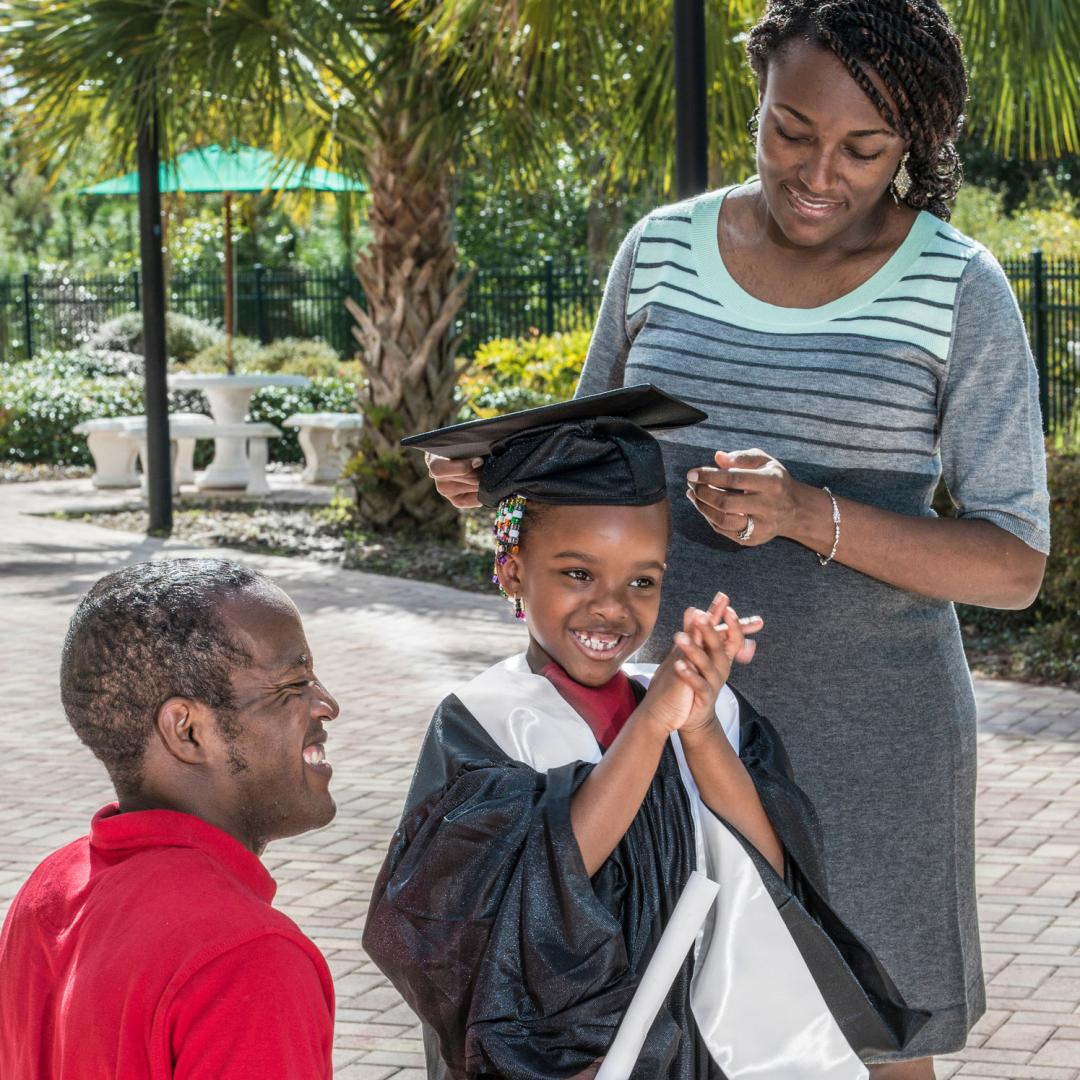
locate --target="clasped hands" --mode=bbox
[643,592,762,739]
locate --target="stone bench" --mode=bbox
[118,421,282,497]
[74,413,213,489]
[284,412,364,483]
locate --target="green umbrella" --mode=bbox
[81,143,365,369]
[81,142,365,195]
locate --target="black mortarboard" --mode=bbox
[402,384,707,509]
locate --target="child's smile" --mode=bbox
[569,629,628,658]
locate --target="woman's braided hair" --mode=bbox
[746,0,968,220]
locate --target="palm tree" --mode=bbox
[1,1,501,536]
[3,1,1078,536]
[418,1,1080,191]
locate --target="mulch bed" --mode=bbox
[56,503,497,595]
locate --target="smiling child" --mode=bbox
[363,387,924,1080]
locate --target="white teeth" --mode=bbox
[573,631,622,653]
[792,190,837,208]
[303,744,326,766]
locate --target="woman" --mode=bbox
[430,2,1050,1076]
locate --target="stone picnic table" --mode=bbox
[169,372,309,490]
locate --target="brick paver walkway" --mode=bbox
[3,479,1079,1079]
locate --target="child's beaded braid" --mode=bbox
[492,494,527,619]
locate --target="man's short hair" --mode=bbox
[60,559,268,796]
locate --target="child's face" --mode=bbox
[499,501,669,687]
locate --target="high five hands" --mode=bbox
[646,592,763,736]
[686,449,799,546]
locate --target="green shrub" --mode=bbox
[457,328,590,418]
[0,362,144,464]
[952,184,1080,260]
[186,335,360,383]
[185,336,263,373]
[89,311,224,363]
[959,448,1080,687]
[12,348,144,380]
[1039,451,1080,616]
[0,347,362,467]
[249,378,362,463]
[252,337,343,378]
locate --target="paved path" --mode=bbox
[2,479,1079,1079]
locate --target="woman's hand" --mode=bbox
[686,449,804,546]
[426,453,482,509]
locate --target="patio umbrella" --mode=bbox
[82,142,365,369]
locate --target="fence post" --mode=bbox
[1031,250,1049,435]
[132,269,141,311]
[21,272,32,360]
[544,256,555,336]
[254,263,268,344]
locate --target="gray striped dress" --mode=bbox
[578,183,1051,1059]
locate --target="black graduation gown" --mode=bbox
[362,680,926,1079]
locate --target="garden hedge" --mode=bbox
[0,348,361,466]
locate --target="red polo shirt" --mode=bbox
[0,805,334,1078]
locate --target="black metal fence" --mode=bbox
[1,254,1076,437]
[1001,254,1079,441]
[0,258,604,367]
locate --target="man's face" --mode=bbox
[215,587,339,849]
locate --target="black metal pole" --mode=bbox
[674,0,708,200]
[1031,250,1050,435]
[137,111,172,535]
[21,273,33,359]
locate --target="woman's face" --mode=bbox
[755,39,909,249]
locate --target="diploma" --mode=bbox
[595,870,720,1080]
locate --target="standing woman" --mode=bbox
[430,1,1050,1076]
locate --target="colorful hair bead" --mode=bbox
[492,493,528,616]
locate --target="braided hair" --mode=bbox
[746,0,968,220]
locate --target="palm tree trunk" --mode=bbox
[346,140,472,538]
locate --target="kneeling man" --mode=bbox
[0,559,339,1078]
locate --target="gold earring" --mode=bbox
[892,152,912,201]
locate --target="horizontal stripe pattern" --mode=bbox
[621,196,982,472]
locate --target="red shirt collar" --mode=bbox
[539,662,639,750]
[90,804,277,904]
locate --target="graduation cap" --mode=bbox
[402,384,707,509]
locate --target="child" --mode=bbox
[363,387,924,1079]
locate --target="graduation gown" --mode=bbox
[362,655,926,1079]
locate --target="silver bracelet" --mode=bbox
[817,486,841,567]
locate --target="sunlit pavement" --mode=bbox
[3,479,1079,1079]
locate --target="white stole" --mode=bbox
[454,654,867,1079]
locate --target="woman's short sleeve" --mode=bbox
[576,218,646,397]
[939,248,1051,554]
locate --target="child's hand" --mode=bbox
[642,593,762,736]
[671,594,752,735]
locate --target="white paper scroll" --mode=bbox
[594,870,720,1080]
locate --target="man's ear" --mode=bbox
[154,698,219,766]
[495,552,525,603]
